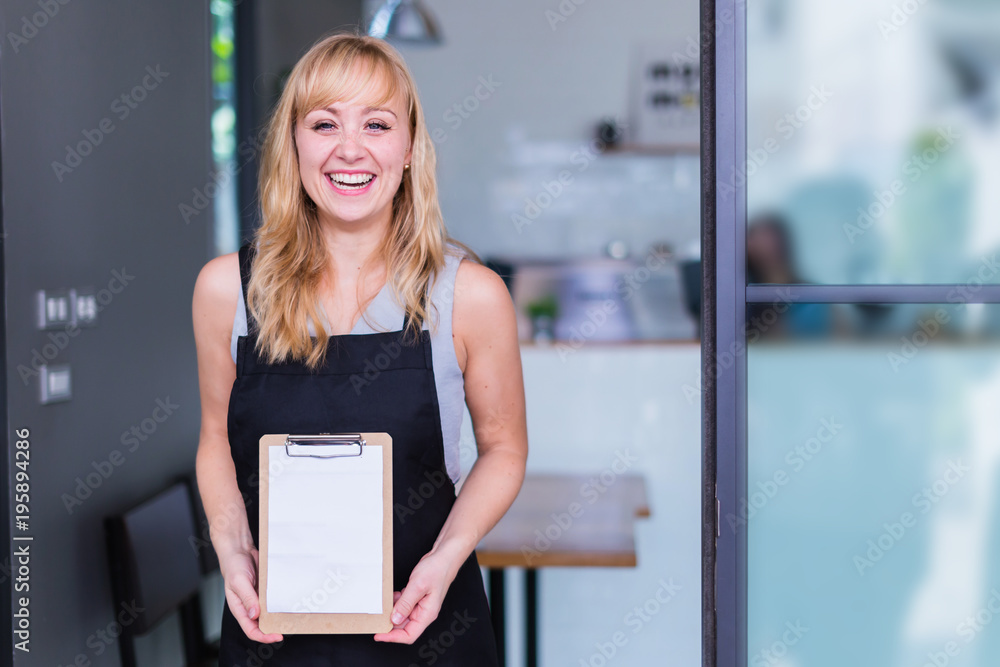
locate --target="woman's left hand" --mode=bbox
[373,549,459,644]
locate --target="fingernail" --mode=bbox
[391,612,403,624]
[250,607,256,618]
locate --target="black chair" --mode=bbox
[104,477,209,666]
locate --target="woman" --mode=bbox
[192,31,527,664]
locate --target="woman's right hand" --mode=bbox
[220,547,285,644]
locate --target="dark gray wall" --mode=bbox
[2,1,213,664]
[254,0,366,124]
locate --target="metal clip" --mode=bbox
[283,433,365,458]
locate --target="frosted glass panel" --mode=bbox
[746,0,1000,284]
[746,305,1000,666]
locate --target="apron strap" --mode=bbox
[237,241,256,335]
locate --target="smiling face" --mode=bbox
[294,73,412,232]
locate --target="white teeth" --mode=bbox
[328,173,374,188]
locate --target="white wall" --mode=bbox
[388,0,703,261]
[462,345,703,666]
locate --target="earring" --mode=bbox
[404,164,410,169]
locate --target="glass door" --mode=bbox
[708,1,1000,665]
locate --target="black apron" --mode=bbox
[218,243,498,666]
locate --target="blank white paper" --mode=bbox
[266,444,383,614]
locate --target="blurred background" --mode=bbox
[747,0,1000,288]
[743,1,1000,666]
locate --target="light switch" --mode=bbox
[37,290,73,329]
[72,288,98,326]
[39,364,71,404]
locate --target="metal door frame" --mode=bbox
[702,2,1000,666]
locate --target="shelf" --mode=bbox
[520,338,700,348]
[602,142,700,156]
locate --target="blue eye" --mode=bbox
[368,121,391,131]
[313,121,335,131]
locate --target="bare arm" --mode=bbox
[435,259,528,564]
[375,259,528,643]
[192,252,283,643]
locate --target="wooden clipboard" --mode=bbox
[257,432,393,634]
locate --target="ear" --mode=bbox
[404,143,413,167]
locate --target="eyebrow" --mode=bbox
[315,105,398,119]
[364,105,397,118]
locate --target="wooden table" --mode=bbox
[477,473,650,667]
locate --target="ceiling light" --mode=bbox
[368,0,442,45]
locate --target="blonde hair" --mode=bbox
[246,30,477,370]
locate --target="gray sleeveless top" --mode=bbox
[231,246,468,484]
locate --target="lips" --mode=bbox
[327,172,375,191]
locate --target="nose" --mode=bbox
[333,127,364,162]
